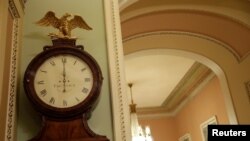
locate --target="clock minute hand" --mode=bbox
[62,58,66,93]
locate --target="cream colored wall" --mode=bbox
[139,77,229,141]
[18,0,113,140]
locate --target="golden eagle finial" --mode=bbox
[36,11,92,39]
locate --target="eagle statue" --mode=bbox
[36,11,92,38]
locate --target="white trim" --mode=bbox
[179,133,192,141]
[104,0,131,141]
[200,116,217,141]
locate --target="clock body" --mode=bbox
[23,39,109,141]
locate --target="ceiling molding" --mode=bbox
[137,62,213,116]
[163,62,212,111]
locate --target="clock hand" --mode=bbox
[62,58,66,93]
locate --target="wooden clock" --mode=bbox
[23,38,109,141]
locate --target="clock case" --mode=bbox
[23,38,109,141]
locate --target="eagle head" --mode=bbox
[62,13,72,19]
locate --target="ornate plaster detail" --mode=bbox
[110,1,127,140]
[9,0,20,18]
[162,63,212,111]
[5,19,19,141]
[104,0,130,140]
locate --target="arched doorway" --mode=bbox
[123,31,238,140]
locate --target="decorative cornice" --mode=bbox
[123,31,243,62]
[137,62,213,115]
[138,72,215,119]
[163,63,212,111]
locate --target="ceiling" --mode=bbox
[125,50,195,108]
[118,0,243,116]
[124,49,213,116]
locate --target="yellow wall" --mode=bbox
[18,0,113,140]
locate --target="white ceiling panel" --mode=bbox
[125,49,195,108]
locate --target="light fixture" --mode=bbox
[128,83,153,141]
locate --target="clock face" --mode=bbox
[24,47,103,118]
[34,54,94,108]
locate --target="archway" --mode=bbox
[123,31,238,124]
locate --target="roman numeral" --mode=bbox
[37,80,45,84]
[81,68,86,72]
[49,97,55,104]
[75,97,80,102]
[82,87,89,94]
[40,70,47,73]
[74,60,77,65]
[85,78,91,82]
[63,100,67,106]
[40,89,47,97]
[50,61,56,66]
[62,57,67,63]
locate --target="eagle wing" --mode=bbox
[35,11,60,29]
[69,15,92,31]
